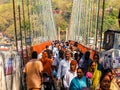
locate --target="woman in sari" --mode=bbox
[96,74,112,90]
[93,53,103,71]
[69,67,90,90]
[88,61,101,90]
[40,51,54,80]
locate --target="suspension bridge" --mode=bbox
[11,0,106,51]
[0,0,120,90]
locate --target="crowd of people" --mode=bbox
[23,40,120,90]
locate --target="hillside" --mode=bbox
[52,0,120,32]
[0,0,119,39]
[52,0,72,30]
[0,1,29,39]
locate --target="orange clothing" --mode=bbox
[40,52,53,80]
[40,58,53,79]
[24,59,43,90]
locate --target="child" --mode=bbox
[86,72,93,88]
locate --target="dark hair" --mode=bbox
[66,42,69,46]
[79,52,83,57]
[74,42,78,47]
[77,67,84,73]
[46,45,49,48]
[32,51,38,59]
[84,51,90,60]
[59,50,65,59]
[90,61,96,67]
[102,68,112,75]
[74,53,78,60]
[100,74,112,83]
[71,53,73,58]
[93,53,99,59]
[85,51,90,56]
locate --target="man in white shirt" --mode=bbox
[56,50,72,90]
[57,50,72,79]
[63,60,77,90]
[53,43,59,58]
[52,50,65,71]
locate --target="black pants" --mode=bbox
[61,76,65,90]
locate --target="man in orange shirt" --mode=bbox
[24,51,43,90]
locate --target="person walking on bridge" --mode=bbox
[57,50,73,90]
[63,60,77,90]
[40,51,54,81]
[23,51,43,90]
[40,51,54,90]
[79,51,92,74]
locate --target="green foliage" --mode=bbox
[102,0,120,32]
[0,0,119,39]
[103,11,119,32]
[52,0,72,30]
[52,0,120,32]
[0,1,30,38]
[21,20,30,32]
[0,4,11,35]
